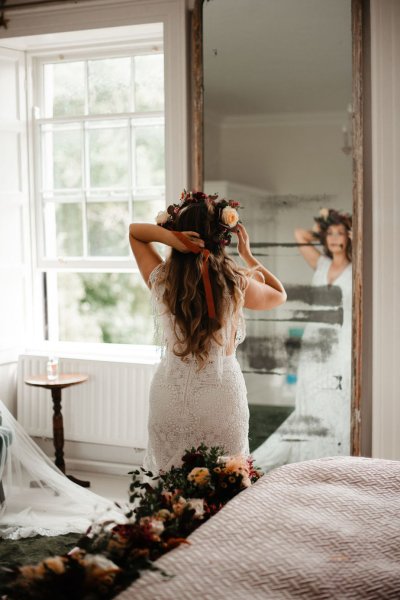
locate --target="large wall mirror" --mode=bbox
[191,0,364,470]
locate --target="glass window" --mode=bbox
[36,43,165,346]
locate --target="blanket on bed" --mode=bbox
[117,456,400,599]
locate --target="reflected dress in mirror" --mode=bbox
[253,235,352,471]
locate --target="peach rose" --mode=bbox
[224,455,250,477]
[319,208,329,219]
[221,206,239,228]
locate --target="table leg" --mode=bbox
[67,474,91,488]
[51,387,66,474]
[51,387,91,488]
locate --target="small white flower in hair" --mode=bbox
[221,206,239,228]
[319,208,329,219]
[156,210,170,225]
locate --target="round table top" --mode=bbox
[24,373,88,389]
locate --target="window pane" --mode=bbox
[87,201,130,256]
[89,124,129,188]
[44,202,83,256]
[135,54,164,111]
[44,62,85,118]
[133,198,165,223]
[88,57,131,114]
[57,272,154,344]
[43,127,82,190]
[135,126,165,187]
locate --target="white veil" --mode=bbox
[0,400,125,540]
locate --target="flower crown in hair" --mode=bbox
[312,207,352,238]
[156,190,241,247]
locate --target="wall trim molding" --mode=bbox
[371,0,400,459]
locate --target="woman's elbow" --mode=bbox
[274,289,287,307]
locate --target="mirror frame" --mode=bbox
[190,0,365,456]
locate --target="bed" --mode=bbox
[117,456,400,599]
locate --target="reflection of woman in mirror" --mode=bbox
[129,192,286,474]
[253,209,352,472]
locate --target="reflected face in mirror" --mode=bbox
[325,225,350,257]
[202,0,353,471]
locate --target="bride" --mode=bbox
[129,191,286,474]
[253,208,352,471]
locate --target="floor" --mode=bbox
[68,469,132,504]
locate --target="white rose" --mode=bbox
[319,208,329,219]
[187,498,205,518]
[221,206,239,228]
[156,210,170,225]
[82,554,120,571]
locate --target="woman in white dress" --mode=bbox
[253,209,352,471]
[129,192,286,474]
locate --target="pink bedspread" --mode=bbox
[117,457,400,599]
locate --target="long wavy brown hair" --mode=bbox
[158,200,247,363]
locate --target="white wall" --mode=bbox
[206,114,353,211]
[0,48,30,416]
[371,0,400,460]
[0,363,18,414]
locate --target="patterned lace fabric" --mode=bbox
[144,262,249,474]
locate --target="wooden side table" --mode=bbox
[24,373,90,488]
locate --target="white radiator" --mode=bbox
[17,354,159,448]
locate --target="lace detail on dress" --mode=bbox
[144,262,249,474]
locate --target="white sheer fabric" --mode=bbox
[0,401,125,540]
[144,263,249,474]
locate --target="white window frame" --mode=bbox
[31,38,166,271]
[4,0,189,352]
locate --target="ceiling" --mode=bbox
[203,0,352,117]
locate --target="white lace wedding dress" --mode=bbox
[143,263,249,474]
[253,255,352,471]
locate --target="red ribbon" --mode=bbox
[173,231,216,319]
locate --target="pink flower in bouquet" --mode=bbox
[139,516,165,538]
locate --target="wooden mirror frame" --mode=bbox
[190,0,366,456]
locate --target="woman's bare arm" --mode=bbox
[129,223,204,286]
[235,224,287,310]
[294,227,321,270]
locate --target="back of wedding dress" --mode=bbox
[143,262,249,474]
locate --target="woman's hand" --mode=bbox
[235,223,253,263]
[172,231,205,253]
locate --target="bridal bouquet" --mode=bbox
[1,445,262,600]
